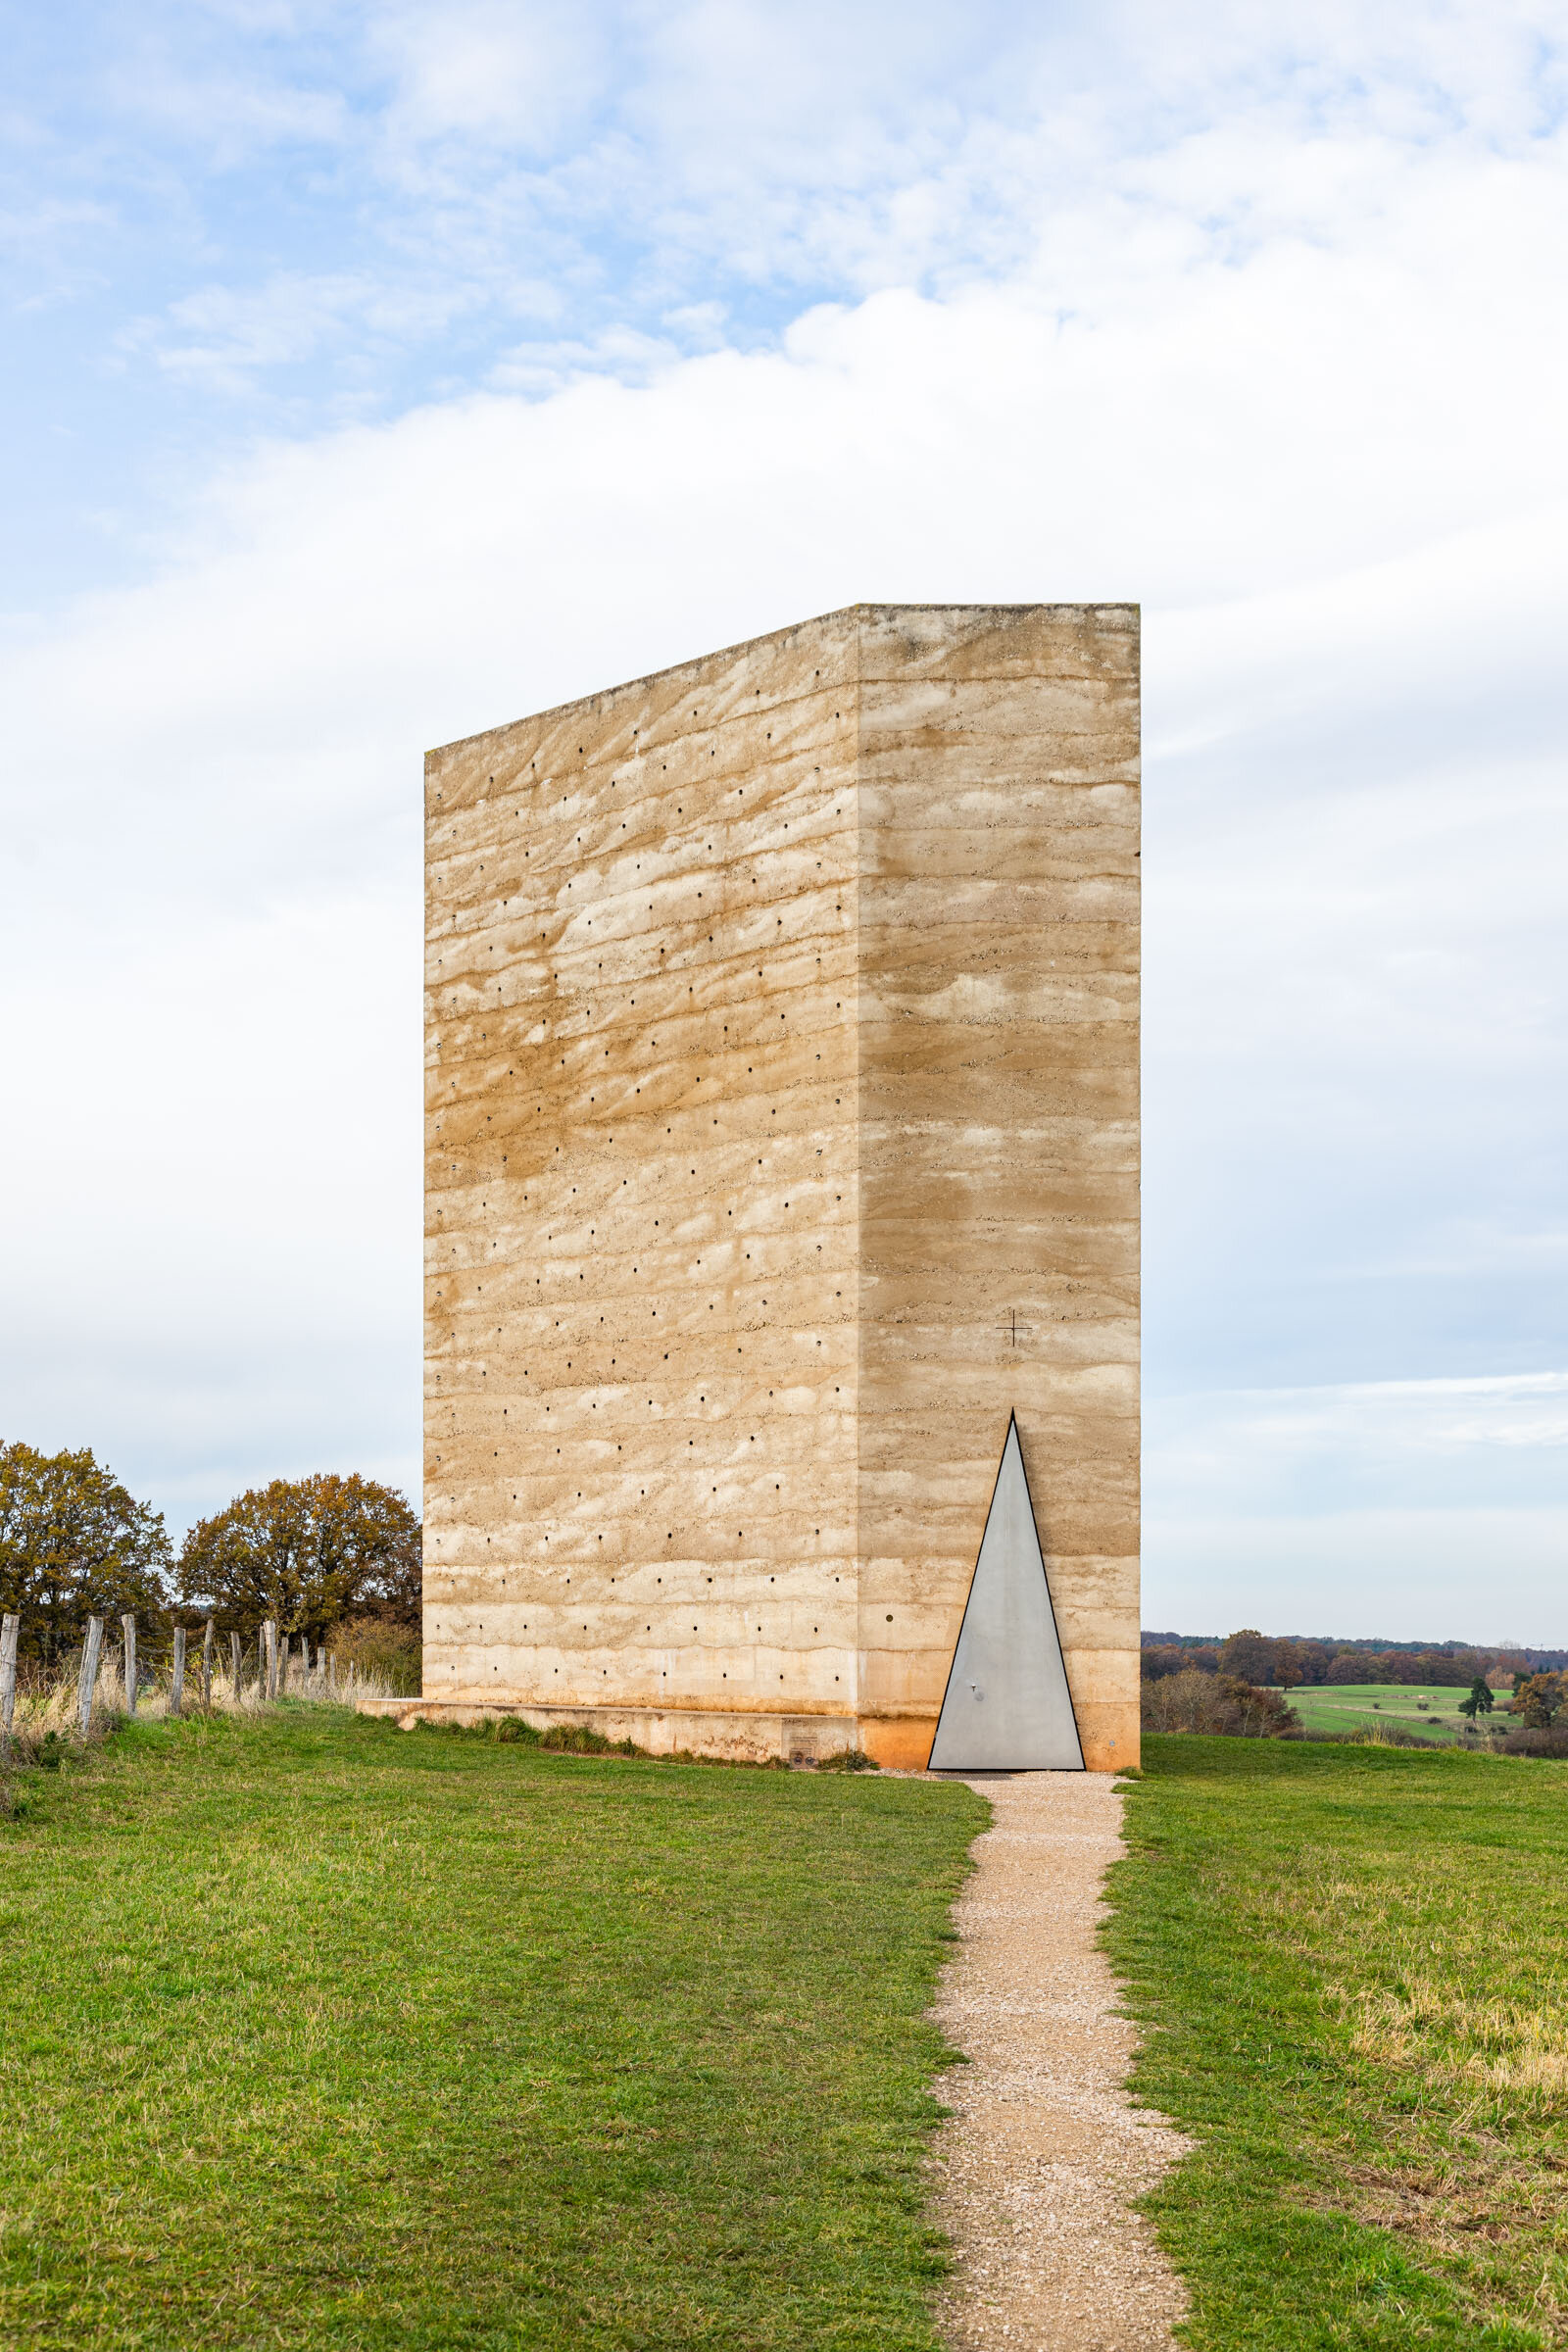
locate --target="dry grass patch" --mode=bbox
[1108,1736,1568,2349]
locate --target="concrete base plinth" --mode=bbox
[354,1699,1138,1771]
[355,1697,869,1764]
[860,1717,940,1771]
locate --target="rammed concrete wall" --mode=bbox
[421,603,1139,1768]
[854,610,1140,1770]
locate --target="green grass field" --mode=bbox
[0,1707,984,2351]
[1109,1736,1568,2350]
[1278,1683,1490,1745]
[16,1702,1565,2351]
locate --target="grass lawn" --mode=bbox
[1281,1684,1490,1747]
[1108,1736,1568,2350]
[1,1707,985,2351]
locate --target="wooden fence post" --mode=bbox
[1,1614,19,1752]
[122,1614,138,1716]
[170,1626,186,1718]
[77,1617,105,1735]
[264,1619,278,1701]
[201,1619,215,1707]
[231,1631,243,1700]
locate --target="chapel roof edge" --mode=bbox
[423,600,1139,766]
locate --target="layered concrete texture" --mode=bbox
[422,604,1139,1770]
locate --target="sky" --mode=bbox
[2,0,1566,1642]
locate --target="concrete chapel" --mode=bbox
[421,603,1140,1769]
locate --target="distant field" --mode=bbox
[0,1708,983,2350]
[1110,1736,1568,2349]
[1278,1682,1490,1745]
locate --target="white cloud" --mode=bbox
[1150,1373,1568,1490]
[1143,1375,1568,1639]
[0,193,120,278]
[3,899,419,1502]
[132,272,387,387]
[1141,1509,1568,1644]
[99,56,350,167]
[29,0,1561,404]
[370,0,613,149]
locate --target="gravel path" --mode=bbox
[931,1772,1191,2351]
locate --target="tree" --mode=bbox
[1510,1672,1565,1730]
[177,1474,421,1644]
[0,1441,172,1663]
[1286,1641,1333,1686]
[1457,1677,1494,1726]
[1219,1629,1279,1686]
[1141,1644,1195,1683]
[1142,1668,1298,1738]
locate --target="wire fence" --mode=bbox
[0,1611,394,1769]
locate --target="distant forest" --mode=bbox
[1141,1630,1568,1688]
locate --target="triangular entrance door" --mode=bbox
[927,1415,1085,1771]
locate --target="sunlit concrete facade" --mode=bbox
[413,605,1140,1768]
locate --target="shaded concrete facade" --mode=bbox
[421,604,1139,1768]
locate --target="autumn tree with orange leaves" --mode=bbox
[177,1474,420,1646]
